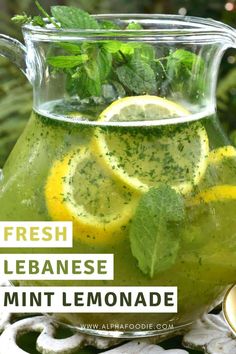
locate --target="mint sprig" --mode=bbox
[35,1,60,28]
[116,53,157,95]
[129,185,185,278]
[51,6,99,29]
[167,49,206,100]
[12,2,206,101]
[47,54,89,68]
[11,12,45,27]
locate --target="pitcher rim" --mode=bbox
[22,14,235,44]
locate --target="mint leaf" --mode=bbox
[35,1,59,28]
[11,13,32,24]
[167,49,200,80]
[102,41,121,54]
[167,49,205,100]
[119,42,140,55]
[51,6,99,29]
[12,3,206,100]
[68,45,112,98]
[100,20,120,30]
[57,43,82,54]
[63,44,112,99]
[129,185,185,278]
[136,44,156,63]
[126,22,143,30]
[31,15,45,27]
[76,70,102,98]
[98,48,113,79]
[47,55,88,68]
[111,81,126,97]
[116,54,157,95]
[85,46,112,81]
[11,4,52,27]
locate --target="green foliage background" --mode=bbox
[0,0,235,167]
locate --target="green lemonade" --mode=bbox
[0,101,236,333]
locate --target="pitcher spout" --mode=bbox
[212,20,236,49]
[223,26,236,49]
[230,27,236,49]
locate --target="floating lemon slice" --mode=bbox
[208,145,236,165]
[199,145,236,189]
[189,145,236,204]
[92,95,209,195]
[45,147,138,246]
[189,185,236,206]
[97,95,190,122]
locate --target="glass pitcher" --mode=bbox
[0,14,236,339]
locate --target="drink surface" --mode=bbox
[0,99,236,333]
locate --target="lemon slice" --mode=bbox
[199,145,236,189]
[189,185,236,206]
[208,146,236,165]
[45,147,138,246]
[98,95,190,122]
[92,96,209,194]
[185,184,236,267]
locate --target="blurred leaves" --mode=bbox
[217,65,236,139]
[67,0,153,13]
[217,67,236,112]
[0,58,32,166]
[0,0,33,166]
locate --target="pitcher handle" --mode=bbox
[0,34,28,174]
[0,34,27,77]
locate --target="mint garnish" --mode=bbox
[51,6,100,29]
[129,185,185,278]
[12,2,206,101]
[11,13,45,27]
[115,51,157,95]
[125,22,143,30]
[47,54,89,68]
[167,49,205,100]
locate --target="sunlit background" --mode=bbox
[0,0,235,166]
